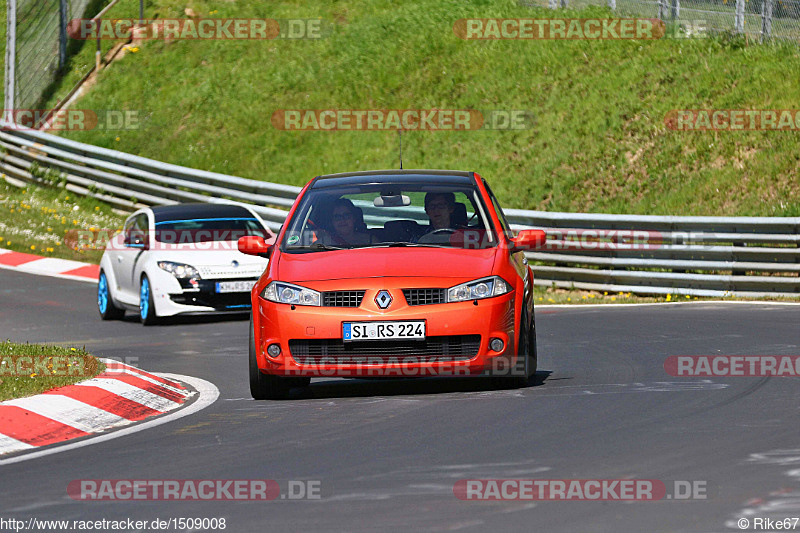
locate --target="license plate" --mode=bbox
[215,280,256,293]
[343,321,425,341]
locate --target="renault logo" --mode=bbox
[375,290,392,309]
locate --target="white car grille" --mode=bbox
[198,264,265,279]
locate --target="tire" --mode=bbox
[98,270,124,320]
[139,275,159,326]
[249,315,305,399]
[503,307,537,389]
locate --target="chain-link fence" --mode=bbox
[522,0,800,41]
[3,0,120,122]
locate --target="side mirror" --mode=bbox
[510,229,546,251]
[239,236,273,258]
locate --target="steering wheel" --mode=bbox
[417,227,458,244]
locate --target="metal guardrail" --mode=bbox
[0,122,797,298]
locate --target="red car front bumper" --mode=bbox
[253,278,520,378]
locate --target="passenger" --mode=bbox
[319,198,373,246]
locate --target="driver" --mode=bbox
[423,192,461,232]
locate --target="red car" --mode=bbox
[239,170,546,399]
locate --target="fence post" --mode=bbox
[608,0,616,9]
[761,0,774,40]
[96,20,102,71]
[659,0,668,21]
[561,0,568,7]
[735,0,745,32]
[59,0,68,70]
[671,0,681,19]
[549,0,558,8]
[3,0,16,122]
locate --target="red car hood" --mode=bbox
[277,247,498,282]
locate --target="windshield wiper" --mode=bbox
[290,242,347,251]
[375,242,450,248]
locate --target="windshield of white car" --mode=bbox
[281,183,498,253]
[153,217,269,243]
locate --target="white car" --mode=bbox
[97,203,274,325]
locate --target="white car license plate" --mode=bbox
[343,321,425,341]
[215,280,256,293]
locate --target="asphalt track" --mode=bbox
[1,268,799,533]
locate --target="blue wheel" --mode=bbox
[139,275,158,325]
[98,270,124,320]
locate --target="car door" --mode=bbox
[113,213,150,304]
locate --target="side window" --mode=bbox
[123,216,136,243]
[125,214,149,246]
[483,181,511,236]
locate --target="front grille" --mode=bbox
[403,288,446,306]
[289,335,481,365]
[322,290,366,307]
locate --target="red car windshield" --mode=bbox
[281,183,498,252]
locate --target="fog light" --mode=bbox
[267,344,282,357]
[490,338,504,352]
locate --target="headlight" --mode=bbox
[262,281,321,306]
[157,261,200,279]
[447,276,511,303]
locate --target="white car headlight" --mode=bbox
[262,281,321,306]
[157,261,200,279]
[447,276,511,303]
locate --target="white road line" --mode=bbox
[3,395,130,433]
[537,300,800,309]
[0,262,98,284]
[74,378,181,412]
[0,374,219,466]
[15,257,92,275]
[0,434,34,455]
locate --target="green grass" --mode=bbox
[0,179,124,263]
[46,0,800,217]
[0,340,104,402]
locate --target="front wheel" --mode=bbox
[139,275,159,326]
[98,270,124,320]
[503,308,537,389]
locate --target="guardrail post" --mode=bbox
[735,0,746,33]
[761,0,774,41]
